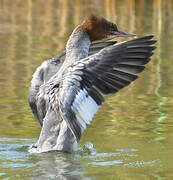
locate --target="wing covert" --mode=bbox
[58,35,156,141]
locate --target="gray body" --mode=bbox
[29,26,156,152]
[29,28,116,152]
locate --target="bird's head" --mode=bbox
[81,14,136,41]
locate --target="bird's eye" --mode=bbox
[111,23,118,31]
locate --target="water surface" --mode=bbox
[0,0,173,179]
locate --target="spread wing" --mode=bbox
[58,35,156,141]
[28,39,117,127]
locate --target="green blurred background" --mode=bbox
[0,0,173,179]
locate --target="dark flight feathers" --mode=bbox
[59,35,156,141]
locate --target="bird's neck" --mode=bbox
[64,27,91,65]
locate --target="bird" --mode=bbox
[28,14,156,153]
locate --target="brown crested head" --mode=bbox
[80,14,136,41]
[80,14,117,41]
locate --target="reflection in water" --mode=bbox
[0,138,35,179]
[0,137,162,180]
[153,0,167,142]
[0,0,173,179]
[0,138,90,180]
[30,153,87,180]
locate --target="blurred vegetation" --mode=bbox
[0,0,173,179]
[0,0,173,140]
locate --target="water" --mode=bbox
[0,0,173,179]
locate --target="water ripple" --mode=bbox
[88,160,123,166]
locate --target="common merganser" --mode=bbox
[28,14,156,153]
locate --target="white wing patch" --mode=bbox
[71,88,99,131]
